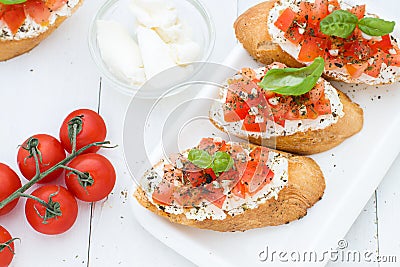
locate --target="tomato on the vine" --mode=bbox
[65,153,116,202]
[25,185,78,235]
[59,109,107,154]
[17,134,66,184]
[0,164,22,216]
[0,225,16,267]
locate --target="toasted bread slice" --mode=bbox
[0,0,82,61]
[134,153,325,232]
[234,1,400,85]
[209,63,364,155]
[210,90,363,155]
[134,141,325,232]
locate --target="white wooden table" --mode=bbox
[0,0,399,266]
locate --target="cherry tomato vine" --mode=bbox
[0,109,116,265]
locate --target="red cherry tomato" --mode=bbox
[0,164,22,216]
[25,185,78,235]
[17,134,66,184]
[59,109,107,154]
[65,153,116,202]
[0,225,15,267]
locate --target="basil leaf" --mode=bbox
[258,57,325,96]
[211,151,234,174]
[0,0,27,4]
[320,10,358,38]
[187,149,213,169]
[358,17,395,36]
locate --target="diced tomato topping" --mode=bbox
[152,181,175,206]
[349,5,365,19]
[242,114,266,132]
[270,104,287,127]
[249,147,269,163]
[313,0,329,21]
[241,161,274,195]
[202,184,226,209]
[325,57,345,70]
[284,26,304,45]
[369,35,393,54]
[198,137,220,155]
[0,4,6,17]
[44,0,67,11]
[307,82,325,104]
[298,37,328,62]
[343,40,373,63]
[174,187,202,207]
[274,0,398,79]
[224,90,250,122]
[345,62,368,78]
[231,181,246,199]
[204,168,217,181]
[313,99,332,115]
[385,49,400,67]
[328,0,341,12]
[24,0,51,25]
[274,7,296,32]
[1,4,26,34]
[185,171,206,187]
[306,106,319,119]
[297,2,313,24]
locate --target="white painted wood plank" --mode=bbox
[238,0,264,14]
[88,79,194,267]
[0,1,104,266]
[88,0,237,266]
[377,154,400,266]
[326,195,378,266]
[203,0,238,62]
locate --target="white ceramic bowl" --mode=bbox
[88,0,215,96]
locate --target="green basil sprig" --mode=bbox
[358,17,395,36]
[320,10,358,38]
[0,0,27,4]
[258,57,325,96]
[188,149,234,176]
[320,10,395,38]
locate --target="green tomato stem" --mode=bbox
[72,123,78,154]
[0,141,111,209]
[0,238,20,254]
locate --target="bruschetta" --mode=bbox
[234,0,400,85]
[209,62,363,155]
[0,0,82,61]
[134,137,325,232]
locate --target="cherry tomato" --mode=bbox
[17,134,66,184]
[25,185,78,235]
[59,109,107,154]
[65,153,116,202]
[0,164,22,216]
[0,225,15,267]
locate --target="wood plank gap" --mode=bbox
[87,77,103,267]
[86,203,95,267]
[374,190,381,267]
[97,77,103,114]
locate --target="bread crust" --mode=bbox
[134,149,325,232]
[234,0,303,68]
[0,1,82,61]
[210,90,363,155]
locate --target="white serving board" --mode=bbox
[127,43,400,267]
